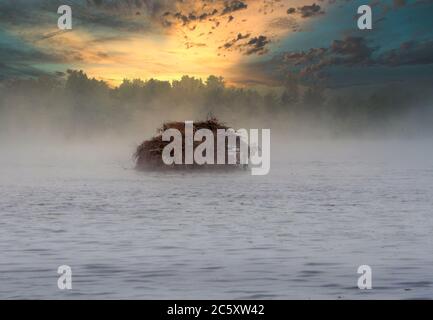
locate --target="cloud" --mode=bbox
[171,9,219,25]
[0,41,67,80]
[244,35,270,55]
[221,0,248,15]
[286,3,324,19]
[378,40,433,66]
[298,3,323,18]
[0,63,48,80]
[162,0,247,27]
[243,36,433,87]
[0,0,158,34]
[282,36,376,78]
[268,17,300,32]
[219,33,269,56]
[0,43,66,64]
[220,33,250,49]
[86,0,176,17]
[330,37,375,65]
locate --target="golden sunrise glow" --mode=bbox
[18,0,322,86]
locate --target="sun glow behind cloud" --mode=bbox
[3,0,433,89]
[6,0,319,86]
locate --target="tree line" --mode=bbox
[0,69,432,139]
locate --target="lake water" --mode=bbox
[0,140,432,299]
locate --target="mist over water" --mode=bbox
[1,71,433,299]
[1,71,433,145]
[1,132,433,299]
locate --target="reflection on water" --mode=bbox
[0,142,433,299]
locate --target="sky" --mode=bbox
[1,0,433,88]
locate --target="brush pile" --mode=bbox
[134,118,247,170]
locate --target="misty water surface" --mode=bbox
[0,140,432,299]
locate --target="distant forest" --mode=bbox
[1,70,432,139]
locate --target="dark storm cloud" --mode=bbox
[219,33,270,56]
[0,0,167,34]
[86,0,176,17]
[378,40,433,66]
[221,0,248,15]
[72,0,173,32]
[171,9,219,25]
[164,0,247,26]
[74,9,152,32]
[0,45,66,64]
[243,36,433,86]
[286,3,324,19]
[282,36,376,77]
[0,63,48,80]
[298,3,323,18]
[245,36,433,87]
[220,33,250,49]
[244,35,270,55]
[0,44,68,80]
[0,0,43,26]
[330,37,375,64]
